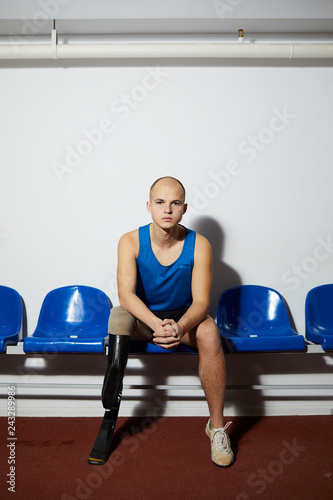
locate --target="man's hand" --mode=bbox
[152,319,183,349]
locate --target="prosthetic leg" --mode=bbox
[87,334,128,465]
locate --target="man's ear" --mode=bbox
[146,201,152,213]
[183,203,188,215]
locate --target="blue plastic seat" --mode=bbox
[0,285,22,352]
[217,285,305,352]
[23,286,111,354]
[305,284,333,351]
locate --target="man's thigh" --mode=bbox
[108,306,154,341]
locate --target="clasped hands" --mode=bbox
[152,318,184,350]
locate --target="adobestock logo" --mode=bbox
[188,106,296,214]
[237,107,296,162]
[61,398,166,500]
[213,0,245,21]
[236,438,307,499]
[52,119,115,182]
[110,67,169,120]
[282,235,333,291]
[236,299,269,334]
[52,67,169,183]
[189,160,242,212]
[21,1,71,34]
[7,0,71,47]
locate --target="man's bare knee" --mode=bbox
[196,320,222,353]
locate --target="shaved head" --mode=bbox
[149,176,186,202]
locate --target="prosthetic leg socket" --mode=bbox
[87,335,128,465]
[102,334,129,409]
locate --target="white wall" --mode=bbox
[1,60,332,335]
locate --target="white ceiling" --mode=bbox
[0,0,332,36]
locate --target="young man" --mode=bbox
[88,176,234,468]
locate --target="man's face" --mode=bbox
[147,180,187,229]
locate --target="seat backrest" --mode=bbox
[0,285,22,335]
[36,285,110,337]
[217,285,291,335]
[306,284,333,330]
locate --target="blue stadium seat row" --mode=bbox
[0,284,332,354]
[0,285,22,352]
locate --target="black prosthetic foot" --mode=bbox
[87,399,121,465]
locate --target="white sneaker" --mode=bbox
[205,420,234,467]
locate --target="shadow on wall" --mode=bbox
[190,216,242,317]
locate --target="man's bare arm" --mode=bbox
[178,233,212,332]
[117,231,163,333]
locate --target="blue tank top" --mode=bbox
[136,224,196,311]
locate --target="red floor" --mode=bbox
[0,416,332,500]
